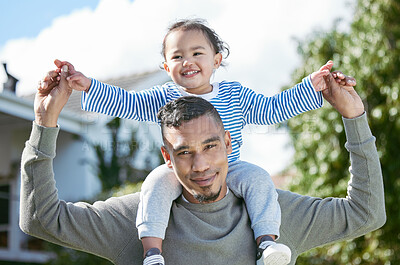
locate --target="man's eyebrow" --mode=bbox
[202,136,220,145]
[173,145,190,153]
[172,136,221,153]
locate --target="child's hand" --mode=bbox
[310,61,333,92]
[311,61,357,92]
[54,59,92,92]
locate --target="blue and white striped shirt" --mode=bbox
[81,75,322,162]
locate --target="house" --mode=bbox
[0,69,169,263]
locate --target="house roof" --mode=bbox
[0,69,170,134]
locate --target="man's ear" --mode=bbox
[163,62,171,75]
[161,146,173,168]
[224,131,232,155]
[214,53,223,69]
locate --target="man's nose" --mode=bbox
[192,153,210,172]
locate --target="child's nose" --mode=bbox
[183,58,194,67]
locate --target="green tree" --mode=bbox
[93,117,162,191]
[285,0,399,264]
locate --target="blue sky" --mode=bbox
[0,0,101,47]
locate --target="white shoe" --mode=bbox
[256,241,291,265]
[143,248,165,265]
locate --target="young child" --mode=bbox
[53,19,353,265]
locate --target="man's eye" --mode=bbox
[178,151,189,156]
[205,144,216,150]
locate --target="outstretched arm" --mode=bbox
[242,61,356,126]
[54,59,167,122]
[277,74,386,261]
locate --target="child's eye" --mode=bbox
[193,52,202,56]
[172,55,182,60]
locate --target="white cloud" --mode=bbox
[0,0,354,174]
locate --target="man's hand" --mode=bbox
[34,65,72,127]
[322,72,364,119]
[54,59,92,92]
[311,61,357,91]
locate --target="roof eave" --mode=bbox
[0,91,90,135]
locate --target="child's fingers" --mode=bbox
[54,59,76,73]
[66,72,82,81]
[320,69,330,76]
[319,60,334,72]
[313,69,330,81]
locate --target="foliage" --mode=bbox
[44,244,113,265]
[285,0,400,264]
[93,117,162,191]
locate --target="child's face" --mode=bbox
[163,29,222,95]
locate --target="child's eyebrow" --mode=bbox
[170,46,206,54]
[190,45,206,51]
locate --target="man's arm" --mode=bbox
[20,67,143,263]
[277,113,386,257]
[277,74,385,261]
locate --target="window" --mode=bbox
[0,184,10,248]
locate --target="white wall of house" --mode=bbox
[53,130,101,201]
[0,130,12,176]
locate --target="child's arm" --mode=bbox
[241,61,355,125]
[54,59,167,122]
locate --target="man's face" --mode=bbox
[161,114,232,204]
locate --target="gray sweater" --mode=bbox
[19,113,386,265]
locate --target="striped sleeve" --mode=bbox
[241,75,323,125]
[81,78,167,123]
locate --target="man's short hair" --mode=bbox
[157,96,224,137]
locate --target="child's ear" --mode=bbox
[161,146,173,168]
[214,53,223,69]
[163,62,171,74]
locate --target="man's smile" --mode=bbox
[190,173,217,187]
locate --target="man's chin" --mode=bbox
[193,186,222,203]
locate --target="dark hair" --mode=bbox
[161,18,230,66]
[157,96,224,137]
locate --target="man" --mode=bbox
[20,66,385,264]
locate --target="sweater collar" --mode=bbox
[176,189,236,213]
